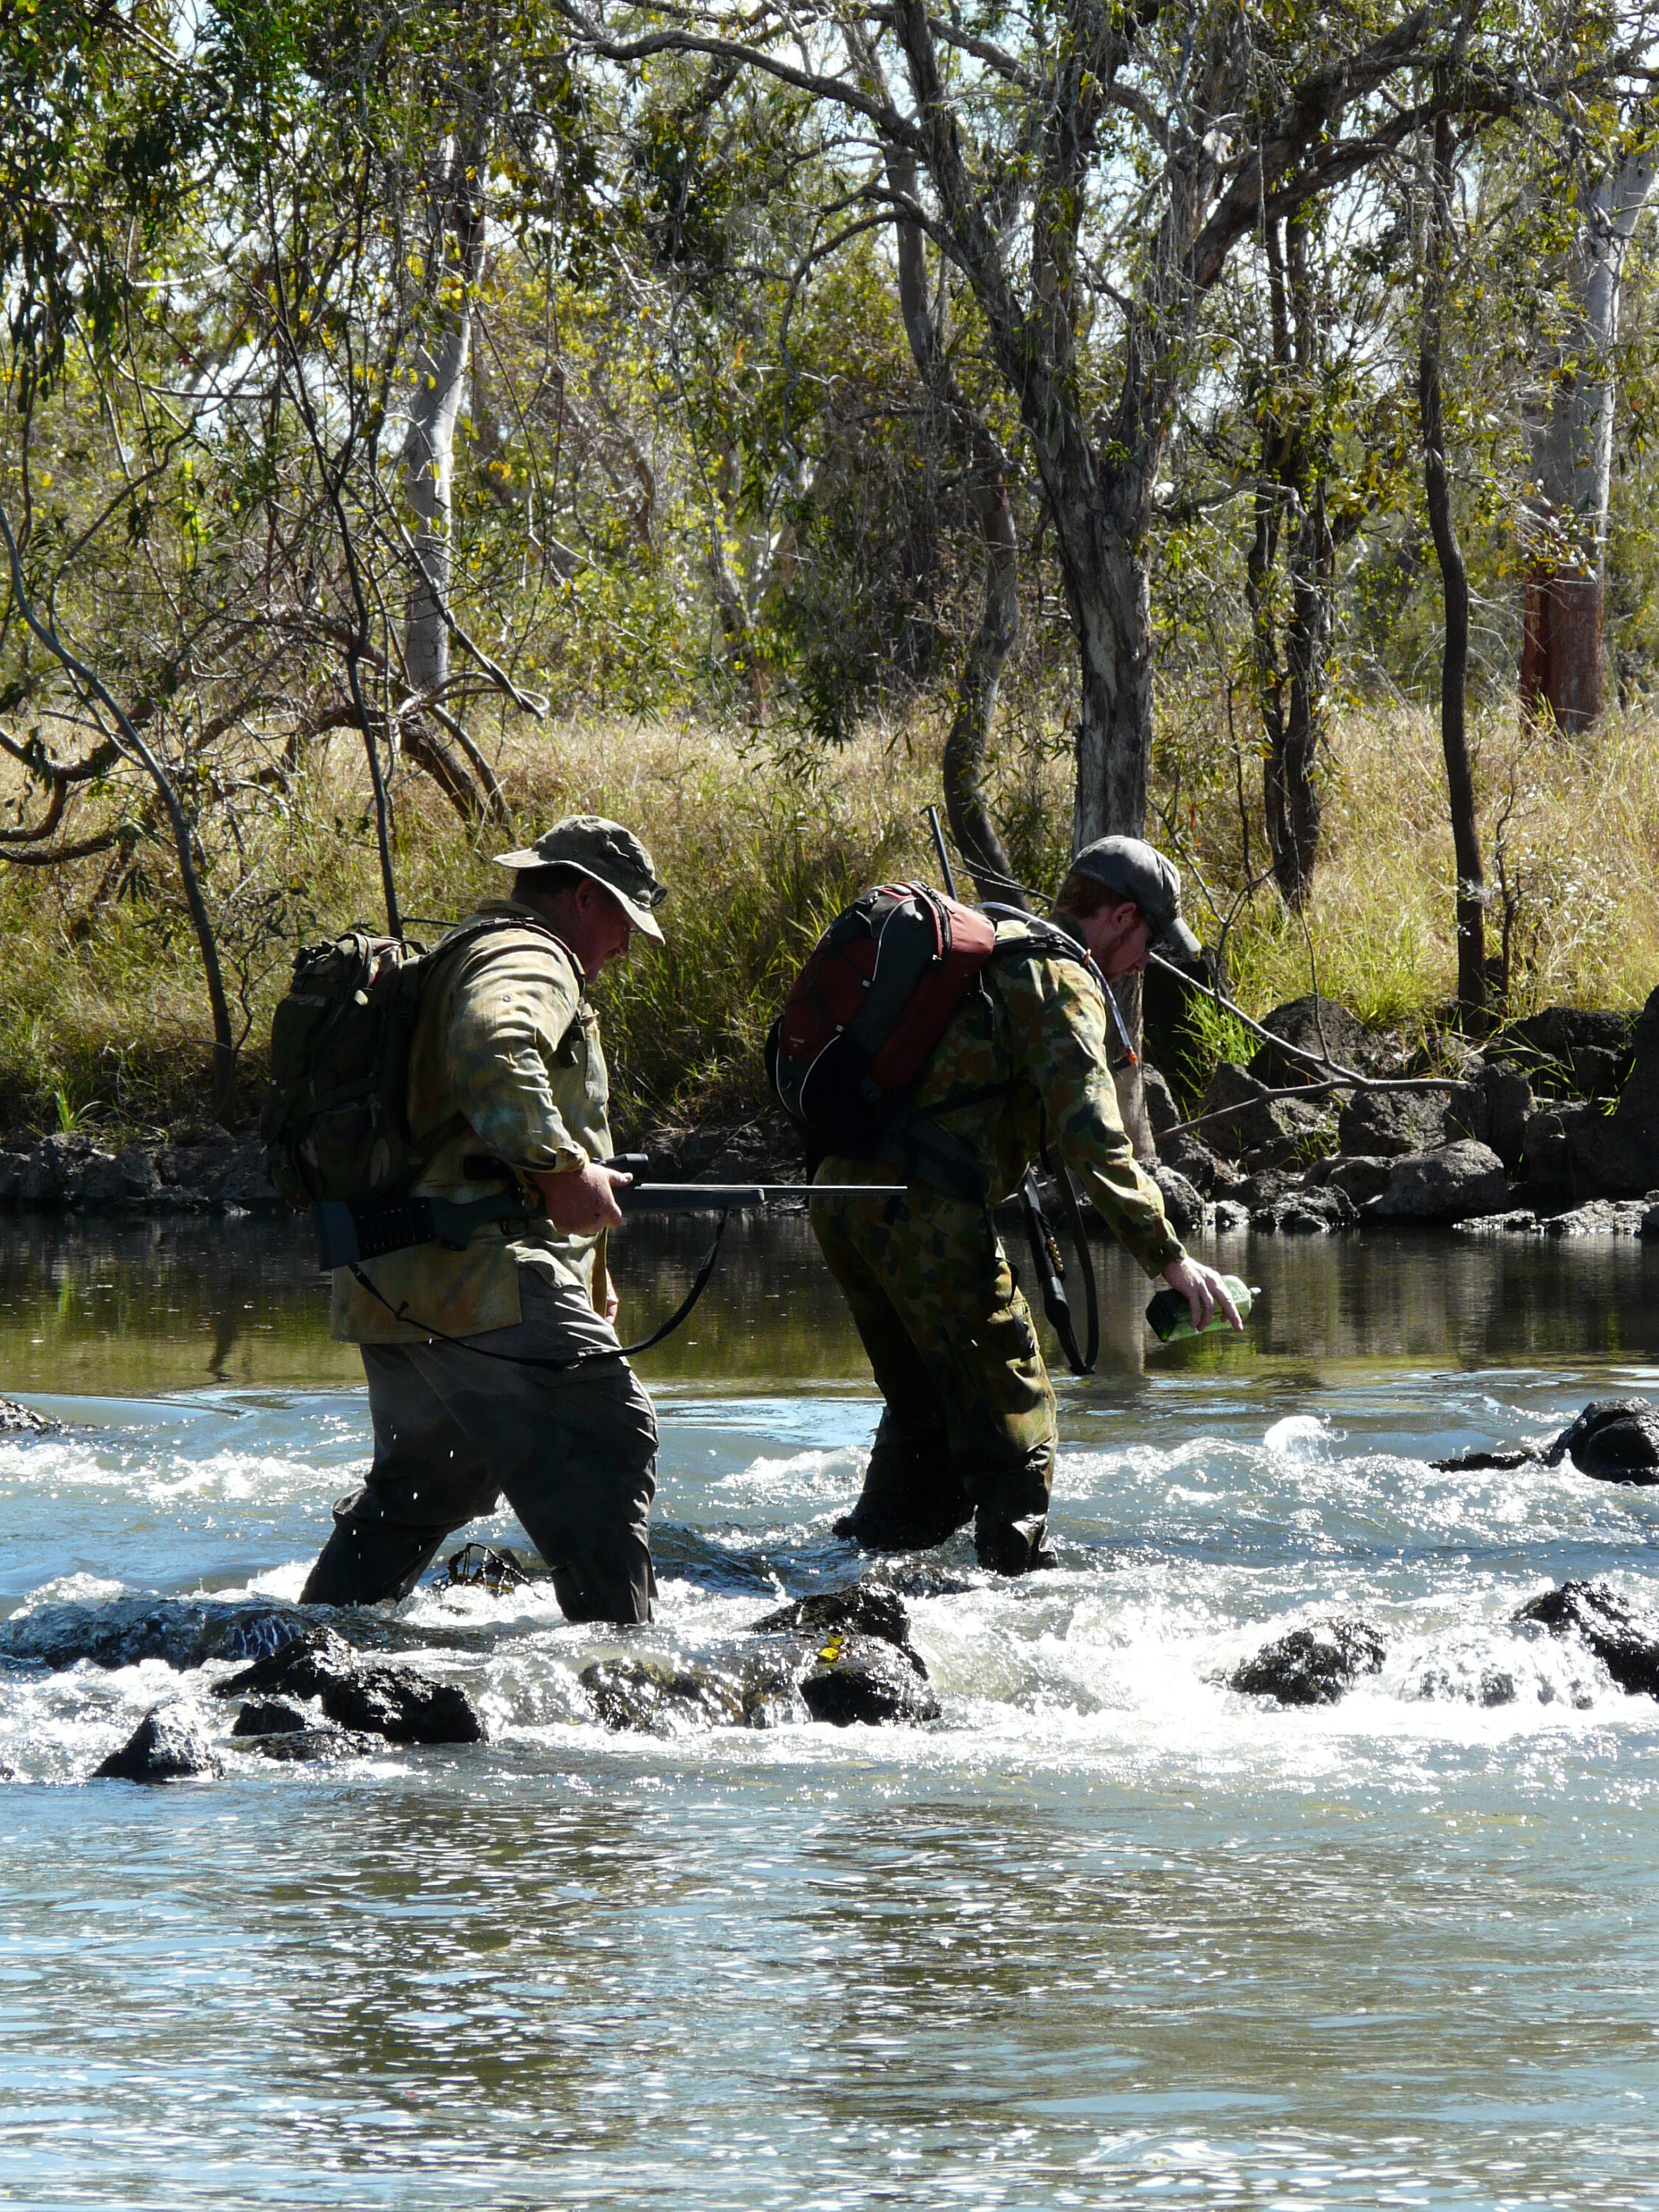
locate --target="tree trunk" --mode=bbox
[1520,147,1655,732]
[402,125,487,700]
[883,144,1026,905]
[1253,217,1330,908]
[1065,532,1154,848]
[1420,113,1486,1027]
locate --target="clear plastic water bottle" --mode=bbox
[1145,1275,1253,1343]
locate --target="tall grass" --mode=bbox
[0,699,1652,1138]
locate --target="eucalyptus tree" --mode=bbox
[558,0,1613,879]
[1517,114,1655,731]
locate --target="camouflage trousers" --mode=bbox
[302,1267,658,1624]
[811,1183,1056,1568]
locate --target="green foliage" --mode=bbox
[1173,991,1257,1102]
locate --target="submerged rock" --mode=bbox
[93,1705,222,1782]
[215,1628,485,1745]
[437,1543,537,1593]
[0,1598,313,1674]
[1231,1619,1385,1706]
[582,1583,942,1734]
[243,1726,379,1763]
[581,1655,748,1733]
[0,1397,61,1437]
[1514,1581,1659,1699]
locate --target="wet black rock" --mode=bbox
[0,1599,312,1674]
[750,1584,918,1659]
[1541,1399,1659,1483]
[581,1655,747,1732]
[93,1705,223,1782]
[794,1633,942,1725]
[1514,1580,1659,1699]
[1231,1619,1386,1706]
[0,1397,60,1436]
[584,1584,942,1733]
[1430,1444,1537,1472]
[230,1697,310,1736]
[215,1628,486,1744]
[243,1725,379,1763]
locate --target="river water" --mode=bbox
[1,1212,1657,2209]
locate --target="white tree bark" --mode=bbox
[1522,146,1655,729]
[402,132,487,696]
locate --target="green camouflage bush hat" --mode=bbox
[494,815,667,942]
[1068,835,1202,961]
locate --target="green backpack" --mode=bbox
[260,916,533,1209]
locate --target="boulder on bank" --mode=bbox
[0,1130,282,1217]
[1250,1185,1357,1234]
[1490,1007,1635,1101]
[1363,1140,1509,1223]
[1514,1580,1659,1699]
[1338,1088,1450,1158]
[215,1627,485,1745]
[93,1704,222,1782]
[1520,987,1659,1200]
[1148,1161,1207,1239]
[1231,1618,1385,1706]
[1304,1153,1396,1206]
[1193,1062,1337,1169]
[1246,995,1391,1088]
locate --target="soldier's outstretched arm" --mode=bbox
[1004,956,1183,1277]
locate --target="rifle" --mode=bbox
[310,1159,930,1269]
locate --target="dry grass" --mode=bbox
[1203,700,1659,1037]
[0,697,1651,1136]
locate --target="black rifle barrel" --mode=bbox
[620,1183,911,1210]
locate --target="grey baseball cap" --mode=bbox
[1068,835,1203,961]
[494,815,667,942]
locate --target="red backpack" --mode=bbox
[765,882,1000,1192]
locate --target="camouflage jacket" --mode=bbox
[818,914,1183,1279]
[331,901,612,1343]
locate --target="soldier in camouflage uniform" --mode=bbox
[301,818,668,1624]
[814,835,1239,1574]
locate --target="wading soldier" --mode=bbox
[301,817,666,1623]
[813,836,1239,1573]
